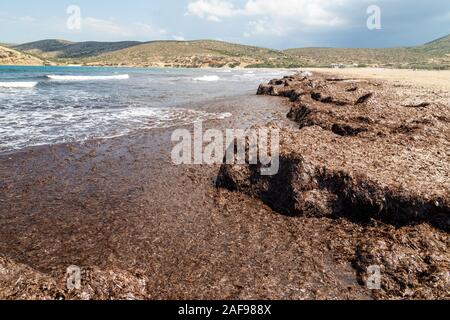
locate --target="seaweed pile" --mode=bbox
[217,72,450,299]
[0,256,148,300]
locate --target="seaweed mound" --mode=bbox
[219,73,450,229]
[217,72,450,299]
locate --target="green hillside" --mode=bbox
[65,40,290,68]
[420,34,450,55]
[283,34,449,69]
[284,47,449,69]
[15,39,141,59]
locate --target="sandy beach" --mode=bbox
[0,69,448,300]
[309,68,450,91]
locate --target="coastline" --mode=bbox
[3,62,450,72]
[0,71,448,300]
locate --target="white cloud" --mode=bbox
[173,35,186,41]
[243,0,349,26]
[0,15,37,23]
[80,18,167,39]
[186,0,236,22]
[133,22,168,36]
[187,0,351,35]
[433,11,450,22]
[83,17,130,37]
[244,19,286,37]
[16,16,36,22]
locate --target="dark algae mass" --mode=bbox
[218,72,450,299]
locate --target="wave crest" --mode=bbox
[193,75,221,82]
[0,82,38,88]
[46,74,130,81]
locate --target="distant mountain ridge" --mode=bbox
[7,34,450,69]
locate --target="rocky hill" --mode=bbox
[284,47,449,69]
[8,34,450,69]
[0,45,44,66]
[420,34,450,55]
[285,34,450,69]
[79,40,289,68]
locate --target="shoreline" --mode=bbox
[2,63,450,72]
[0,71,448,300]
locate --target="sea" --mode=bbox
[0,66,289,153]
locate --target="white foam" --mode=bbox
[300,71,313,78]
[0,82,38,88]
[193,75,221,82]
[216,112,232,119]
[46,74,130,81]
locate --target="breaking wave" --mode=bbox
[46,74,130,81]
[193,75,221,82]
[0,81,38,88]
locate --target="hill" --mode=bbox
[15,39,142,59]
[56,40,290,68]
[283,34,450,70]
[284,47,449,69]
[0,45,44,66]
[9,34,450,69]
[15,39,74,55]
[78,35,450,69]
[420,34,450,55]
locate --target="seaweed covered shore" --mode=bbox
[217,72,449,299]
[0,73,448,300]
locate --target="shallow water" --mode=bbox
[0,66,289,152]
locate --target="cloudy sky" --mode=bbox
[1,0,449,48]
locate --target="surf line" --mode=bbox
[0,82,38,88]
[45,74,130,81]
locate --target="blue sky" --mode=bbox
[0,0,449,49]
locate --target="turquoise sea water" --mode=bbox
[0,66,288,152]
